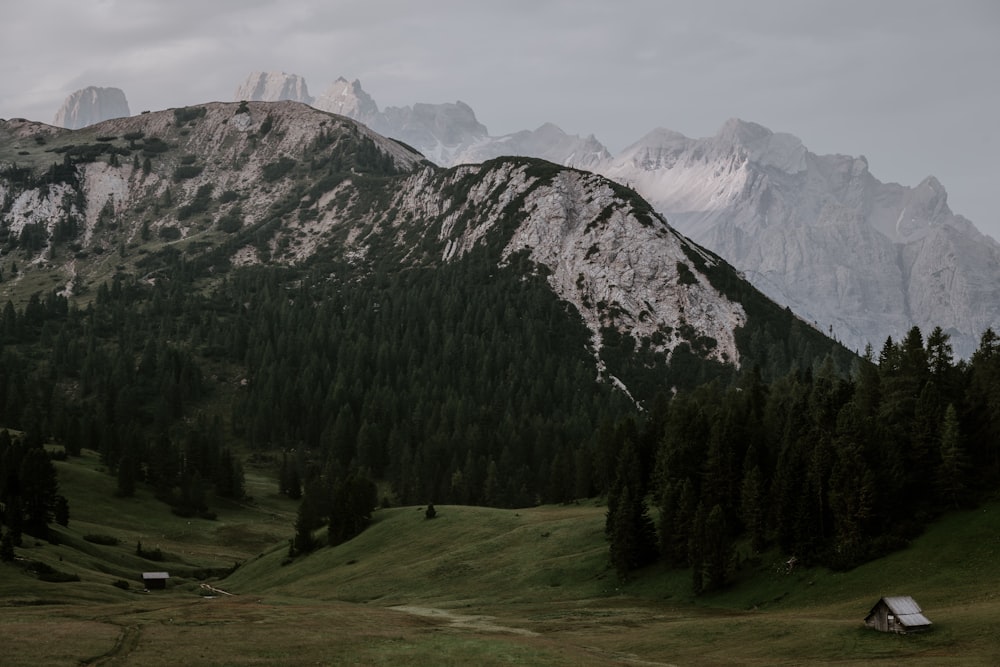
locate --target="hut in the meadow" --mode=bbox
[864,596,932,633]
[141,571,170,590]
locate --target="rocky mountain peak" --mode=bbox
[53,87,130,130]
[312,77,379,122]
[712,118,806,173]
[233,72,312,104]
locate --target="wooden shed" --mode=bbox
[142,571,170,590]
[864,596,932,633]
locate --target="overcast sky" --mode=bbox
[2,0,998,239]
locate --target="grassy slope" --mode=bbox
[2,453,999,665]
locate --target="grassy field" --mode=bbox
[2,452,1000,665]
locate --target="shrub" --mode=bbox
[141,137,170,155]
[218,212,243,233]
[676,261,698,286]
[258,114,274,137]
[26,560,80,583]
[136,541,164,561]
[261,157,296,182]
[158,226,181,241]
[173,106,206,126]
[173,164,203,181]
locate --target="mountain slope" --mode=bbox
[0,101,855,431]
[241,72,991,357]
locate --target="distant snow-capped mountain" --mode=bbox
[598,119,1000,357]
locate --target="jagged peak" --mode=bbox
[234,72,312,104]
[715,117,773,144]
[712,118,806,173]
[313,77,379,120]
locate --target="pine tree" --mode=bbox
[54,495,69,527]
[116,454,136,497]
[702,504,731,591]
[936,404,968,508]
[607,439,657,579]
[0,530,14,562]
[740,462,765,554]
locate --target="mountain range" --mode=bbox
[2,101,848,403]
[31,73,1000,357]
[231,71,1000,357]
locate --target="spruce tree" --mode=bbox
[937,404,968,508]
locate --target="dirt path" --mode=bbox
[80,623,141,666]
[391,605,539,636]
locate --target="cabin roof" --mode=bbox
[871,596,932,627]
[142,571,170,579]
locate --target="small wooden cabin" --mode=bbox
[142,571,170,590]
[864,596,932,633]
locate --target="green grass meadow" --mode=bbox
[2,451,1000,665]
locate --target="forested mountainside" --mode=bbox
[605,325,1000,586]
[3,101,992,587]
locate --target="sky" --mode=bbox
[2,0,998,239]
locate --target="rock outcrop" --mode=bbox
[53,87,130,130]
[233,72,312,104]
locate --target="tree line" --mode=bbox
[605,325,1000,590]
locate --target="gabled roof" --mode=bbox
[870,596,932,627]
[142,571,170,579]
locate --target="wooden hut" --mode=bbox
[141,571,170,590]
[864,596,932,633]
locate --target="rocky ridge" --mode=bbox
[1,101,758,389]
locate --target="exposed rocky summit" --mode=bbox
[53,86,130,130]
[598,119,1000,356]
[312,77,379,124]
[233,71,312,104]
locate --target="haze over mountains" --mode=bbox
[229,71,1000,357]
[52,86,130,130]
[38,73,1000,356]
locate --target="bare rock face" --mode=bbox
[312,77,379,123]
[599,119,1000,356]
[233,72,612,170]
[233,72,312,104]
[53,87,130,129]
[378,101,488,164]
